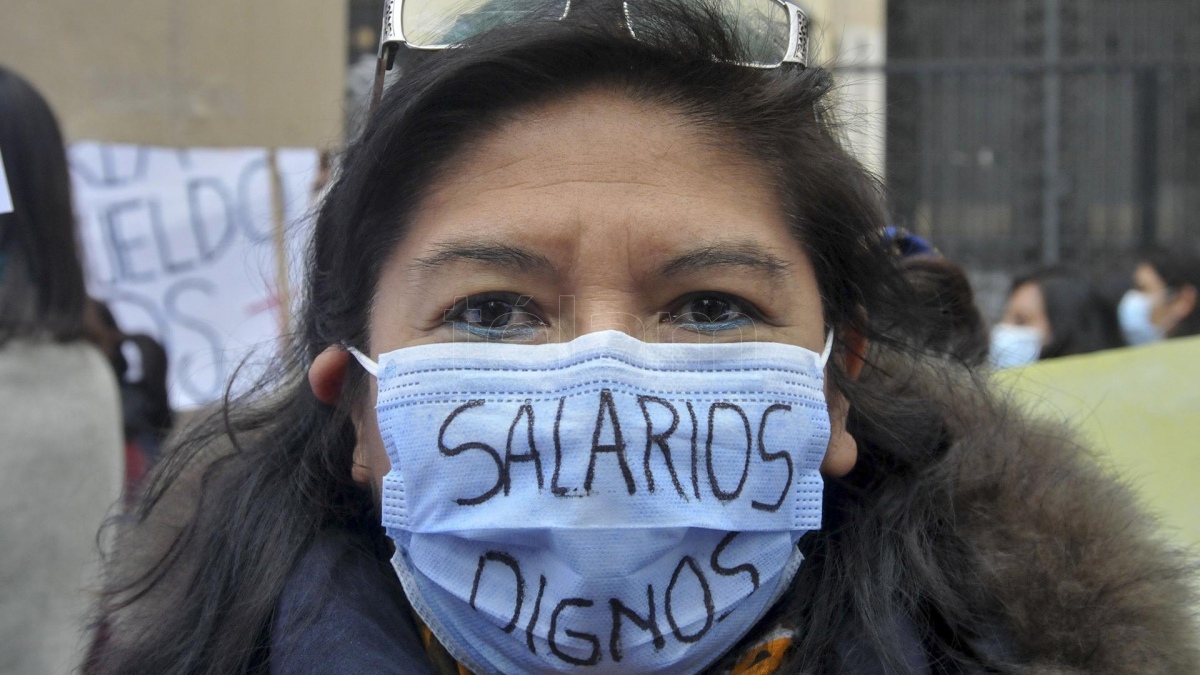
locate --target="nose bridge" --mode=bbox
[562,292,656,342]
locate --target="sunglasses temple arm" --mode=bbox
[371,44,401,113]
[370,56,386,112]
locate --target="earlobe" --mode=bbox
[821,391,858,477]
[820,330,868,478]
[308,346,350,405]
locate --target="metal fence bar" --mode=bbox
[870,0,1198,316]
[835,59,1200,74]
[1135,68,1159,248]
[1042,0,1063,265]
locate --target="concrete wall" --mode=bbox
[803,0,887,178]
[0,0,346,148]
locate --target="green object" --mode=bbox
[996,337,1200,548]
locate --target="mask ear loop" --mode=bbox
[344,345,380,378]
[347,333,834,376]
[818,330,835,368]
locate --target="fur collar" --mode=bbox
[860,354,1199,673]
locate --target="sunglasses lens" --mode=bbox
[401,0,568,47]
[625,0,790,67]
[728,0,790,66]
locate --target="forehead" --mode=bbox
[1009,281,1045,311]
[396,88,798,272]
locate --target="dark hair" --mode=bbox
[1010,267,1125,359]
[0,66,88,345]
[893,256,988,367]
[90,3,995,672]
[1143,244,1200,338]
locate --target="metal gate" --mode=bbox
[877,0,1200,272]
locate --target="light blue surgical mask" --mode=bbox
[989,323,1042,369]
[1118,290,1164,346]
[350,330,834,674]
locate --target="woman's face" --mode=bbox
[1132,262,1193,334]
[345,89,857,486]
[1001,281,1051,346]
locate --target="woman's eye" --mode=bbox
[445,293,545,339]
[668,293,759,330]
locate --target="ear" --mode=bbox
[841,329,868,380]
[821,330,868,478]
[308,346,350,405]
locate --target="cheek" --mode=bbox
[819,376,858,477]
[1027,308,1052,341]
[353,393,393,492]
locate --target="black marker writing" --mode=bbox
[585,389,636,495]
[710,532,760,621]
[706,403,753,502]
[549,598,601,666]
[665,555,714,644]
[439,400,504,506]
[504,399,544,494]
[469,551,524,633]
[551,396,570,497]
[609,585,665,662]
[526,574,547,654]
[687,401,700,500]
[638,395,687,499]
[751,404,793,512]
[469,536,761,663]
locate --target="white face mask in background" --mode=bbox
[989,323,1043,369]
[1117,290,1164,347]
[351,330,834,674]
[0,147,13,215]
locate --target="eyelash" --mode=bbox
[443,292,546,340]
[440,291,766,340]
[664,291,764,333]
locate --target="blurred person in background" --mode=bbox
[0,66,123,673]
[84,299,173,502]
[991,267,1125,368]
[881,228,989,367]
[1118,244,1200,345]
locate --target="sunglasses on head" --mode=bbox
[371,0,810,109]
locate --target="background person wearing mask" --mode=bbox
[0,66,124,673]
[1118,244,1200,345]
[991,267,1125,368]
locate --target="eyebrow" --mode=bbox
[658,242,792,280]
[411,239,557,276]
[410,238,790,282]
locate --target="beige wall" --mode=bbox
[803,0,887,178]
[0,0,346,148]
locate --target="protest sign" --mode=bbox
[0,148,12,214]
[997,337,1200,548]
[0,1,345,149]
[71,143,318,409]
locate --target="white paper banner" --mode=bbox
[0,148,13,214]
[72,143,318,409]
